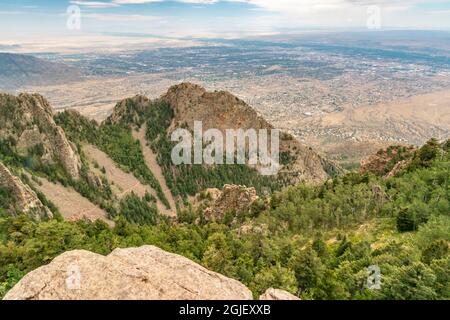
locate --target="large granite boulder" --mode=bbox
[4,245,253,300]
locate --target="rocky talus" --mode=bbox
[0,162,52,220]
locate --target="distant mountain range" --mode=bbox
[0,53,82,91]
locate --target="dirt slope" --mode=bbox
[132,126,177,217]
[83,144,153,199]
[33,177,112,226]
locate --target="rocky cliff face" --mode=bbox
[161,83,340,183]
[0,161,52,220]
[105,95,150,126]
[162,83,270,133]
[104,83,340,183]
[196,184,259,221]
[4,245,253,300]
[0,93,81,180]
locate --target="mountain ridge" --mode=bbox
[3,82,341,224]
[108,82,342,185]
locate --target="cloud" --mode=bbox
[430,9,450,15]
[111,0,163,4]
[0,11,27,14]
[66,0,450,30]
[71,0,443,13]
[110,0,220,3]
[235,0,435,14]
[70,1,120,8]
[84,13,163,21]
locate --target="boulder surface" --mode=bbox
[259,288,300,300]
[4,245,253,300]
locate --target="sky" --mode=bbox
[1,0,450,41]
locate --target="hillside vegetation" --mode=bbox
[143,100,283,199]
[55,110,169,209]
[56,97,286,201]
[1,139,448,299]
[0,88,448,300]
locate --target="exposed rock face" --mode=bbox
[385,159,412,178]
[0,162,52,220]
[106,95,150,125]
[162,83,270,133]
[0,93,81,180]
[4,246,253,300]
[104,83,340,183]
[199,184,259,221]
[259,288,300,300]
[161,83,340,183]
[86,171,103,189]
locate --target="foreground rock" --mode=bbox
[259,288,300,300]
[0,161,52,220]
[4,246,253,300]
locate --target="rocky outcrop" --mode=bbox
[86,171,103,188]
[4,246,253,300]
[0,162,52,220]
[259,288,300,300]
[0,93,81,180]
[236,222,269,237]
[385,159,412,178]
[198,184,259,221]
[104,83,340,183]
[162,83,270,134]
[360,145,416,177]
[161,83,340,183]
[105,95,150,126]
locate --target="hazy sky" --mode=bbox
[1,0,450,40]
